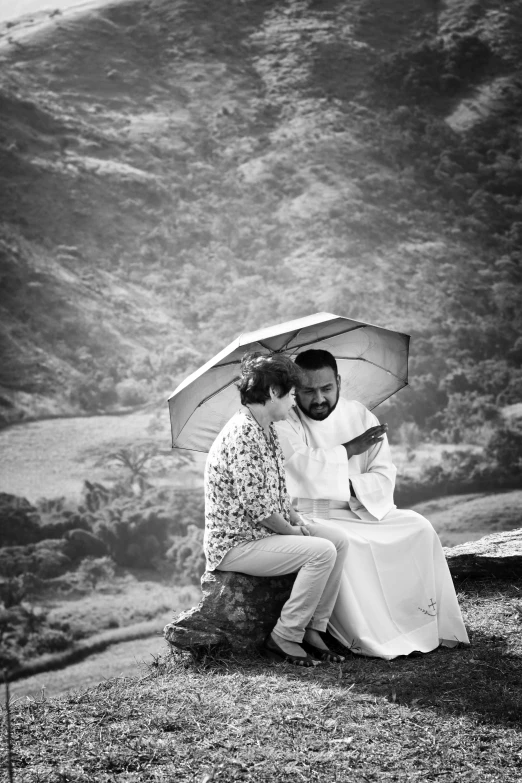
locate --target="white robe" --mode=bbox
[276,399,470,659]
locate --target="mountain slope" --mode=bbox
[0,0,520,434]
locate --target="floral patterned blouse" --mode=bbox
[204,408,293,570]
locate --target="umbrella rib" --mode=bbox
[195,376,240,408]
[172,377,240,448]
[211,325,375,366]
[368,381,408,411]
[277,330,303,351]
[286,324,365,352]
[257,339,277,352]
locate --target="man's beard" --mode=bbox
[295,387,340,421]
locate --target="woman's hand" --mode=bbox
[290,526,309,536]
[288,505,308,527]
[260,512,311,536]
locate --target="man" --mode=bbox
[276,349,469,659]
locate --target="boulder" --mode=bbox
[445,528,522,577]
[164,570,295,653]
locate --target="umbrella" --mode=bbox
[168,312,409,453]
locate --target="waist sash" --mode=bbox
[298,498,351,519]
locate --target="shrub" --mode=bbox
[0,493,42,546]
[37,497,93,538]
[31,540,74,579]
[0,540,72,580]
[63,528,108,559]
[166,525,205,584]
[115,378,148,406]
[75,556,116,588]
[397,421,422,453]
[488,426,522,478]
[0,575,27,608]
[78,480,204,568]
[93,501,171,568]
[395,424,522,505]
[27,626,72,655]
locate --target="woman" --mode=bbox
[204,353,349,666]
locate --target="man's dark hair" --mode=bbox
[238,352,303,405]
[294,349,338,376]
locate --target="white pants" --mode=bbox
[217,523,349,643]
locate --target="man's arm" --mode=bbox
[347,413,396,519]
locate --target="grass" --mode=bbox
[9,634,169,701]
[3,572,200,684]
[412,491,522,547]
[0,407,201,503]
[46,577,199,639]
[3,575,522,782]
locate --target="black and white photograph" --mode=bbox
[1,0,521,780]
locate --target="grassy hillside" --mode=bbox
[0,0,521,438]
[3,575,522,781]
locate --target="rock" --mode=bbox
[445,528,522,577]
[164,570,295,654]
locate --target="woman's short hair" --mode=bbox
[238,352,303,405]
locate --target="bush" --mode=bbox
[36,497,93,538]
[0,493,42,546]
[0,576,27,608]
[397,421,422,453]
[93,501,172,568]
[0,540,72,580]
[115,378,148,406]
[63,528,108,559]
[75,556,116,588]
[78,480,204,568]
[488,426,522,478]
[395,424,522,505]
[166,525,205,584]
[69,371,119,412]
[0,603,73,671]
[28,626,73,655]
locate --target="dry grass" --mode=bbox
[3,576,522,782]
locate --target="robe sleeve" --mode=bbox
[277,415,352,502]
[348,408,397,520]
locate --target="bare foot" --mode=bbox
[303,629,330,649]
[303,629,345,662]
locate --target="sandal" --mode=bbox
[262,634,317,667]
[301,640,345,663]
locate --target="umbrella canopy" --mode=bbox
[168,312,409,453]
